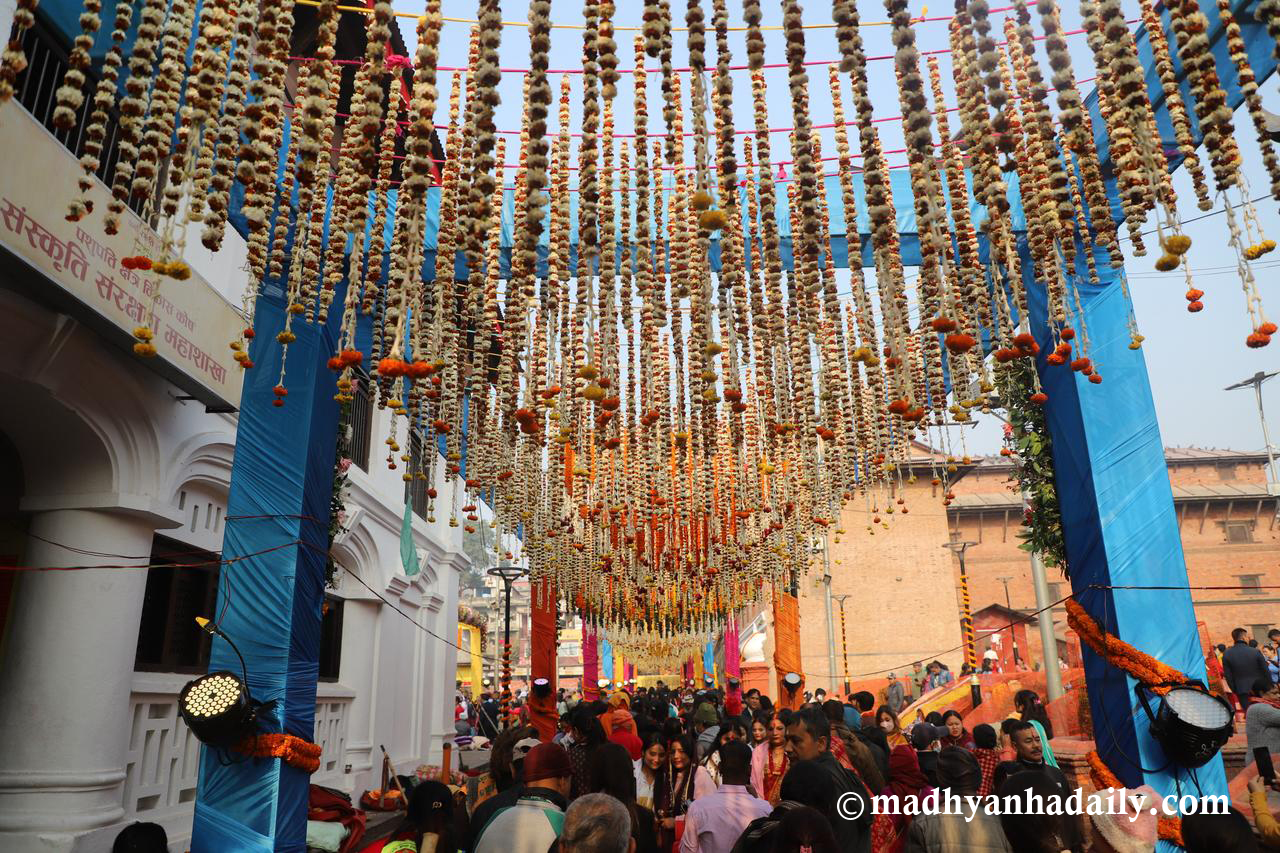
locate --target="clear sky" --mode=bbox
[388,0,1280,463]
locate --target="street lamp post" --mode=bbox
[1226,370,1280,495]
[488,564,528,728]
[981,399,1064,700]
[832,594,851,694]
[996,576,1013,609]
[942,540,978,670]
[817,534,838,695]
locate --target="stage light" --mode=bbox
[532,677,552,697]
[783,672,802,693]
[180,671,256,748]
[1137,684,1234,769]
[179,617,266,749]
[598,678,610,689]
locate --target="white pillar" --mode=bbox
[340,598,380,792]
[0,509,158,851]
[0,0,17,45]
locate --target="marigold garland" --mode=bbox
[236,733,323,774]
[1086,751,1184,847]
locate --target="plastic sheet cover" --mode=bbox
[192,295,341,850]
[1026,240,1227,846]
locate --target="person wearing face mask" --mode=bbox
[749,712,791,805]
[876,706,907,749]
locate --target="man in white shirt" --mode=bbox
[679,742,770,853]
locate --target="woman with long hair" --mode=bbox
[875,705,907,749]
[749,711,791,806]
[701,718,749,787]
[567,703,608,800]
[750,714,768,746]
[589,742,659,853]
[939,709,975,750]
[634,732,666,812]
[654,735,699,851]
[1014,689,1057,767]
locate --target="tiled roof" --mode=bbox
[950,482,1273,510]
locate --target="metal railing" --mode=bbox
[339,371,374,471]
[405,430,431,519]
[11,17,153,220]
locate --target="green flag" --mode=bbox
[401,496,418,576]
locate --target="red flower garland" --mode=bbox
[235,733,323,773]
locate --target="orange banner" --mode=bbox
[529,578,558,741]
[773,590,805,710]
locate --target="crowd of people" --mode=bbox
[102,672,1276,853]
[355,679,1267,853]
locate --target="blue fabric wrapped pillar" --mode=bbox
[191,294,341,852]
[1026,243,1227,839]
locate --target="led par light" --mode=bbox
[1137,683,1234,769]
[179,671,255,748]
[179,617,262,749]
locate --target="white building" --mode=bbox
[0,22,468,852]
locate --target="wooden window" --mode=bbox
[1225,521,1256,544]
[318,596,344,682]
[134,537,220,673]
[136,537,345,676]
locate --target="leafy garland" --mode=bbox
[997,359,1069,576]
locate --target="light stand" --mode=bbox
[1226,370,1280,500]
[832,594,851,695]
[489,563,528,728]
[942,540,978,670]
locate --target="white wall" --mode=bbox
[0,281,465,851]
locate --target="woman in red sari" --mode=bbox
[749,712,790,805]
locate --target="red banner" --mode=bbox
[583,621,599,701]
[529,579,558,741]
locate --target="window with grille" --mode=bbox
[1046,583,1062,603]
[338,371,373,472]
[405,430,430,520]
[1224,521,1255,544]
[1239,574,1264,595]
[135,536,345,674]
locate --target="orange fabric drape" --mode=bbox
[529,578,558,741]
[773,590,805,710]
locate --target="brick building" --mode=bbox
[947,447,1278,666]
[761,446,1277,696]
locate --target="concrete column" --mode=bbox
[339,598,380,791]
[0,508,158,851]
[0,0,17,45]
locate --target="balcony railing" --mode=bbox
[10,16,154,221]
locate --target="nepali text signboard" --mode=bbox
[0,104,243,409]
